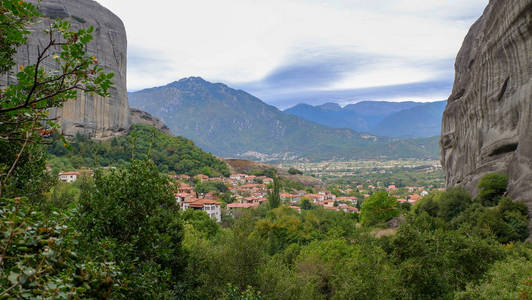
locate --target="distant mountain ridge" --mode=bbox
[129,77,440,162]
[284,100,446,137]
[371,101,447,137]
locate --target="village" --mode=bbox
[57,166,442,223]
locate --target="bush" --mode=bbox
[288,168,303,175]
[182,209,220,239]
[414,191,441,217]
[360,191,399,226]
[437,187,472,221]
[453,197,529,243]
[0,198,116,298]
[476,173,508,206]
[391,220,503,298]
[456,255,532,299]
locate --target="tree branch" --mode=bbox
[0,130,30,198]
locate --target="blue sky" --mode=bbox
[97,0,488,109]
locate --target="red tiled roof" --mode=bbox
[188,198,221,208]
[59,171,80,176]
[409,194,421,201]
[175,193,191,197]
[323,206,339,211]
[227,203,258,209]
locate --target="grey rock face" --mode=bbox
[441,1,532,209]
[129,107,173,136]
[2,0,129,139]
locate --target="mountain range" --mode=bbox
[129,77,440,162]
[284,100,446,137]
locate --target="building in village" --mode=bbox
[58,171,81,183]
[181,198,222,222]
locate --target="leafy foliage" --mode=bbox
[48,124,230,176]
[288,167,303,175]
[182,209,220,239]
[456,249,532,299]
[0,142,55,202]
[267,174,281,209]
[476,173,508,206]
[0,197,117,298]
[77,159,185,298]
[415,174,529,243]
[360,191,399,226]
[0,0,40,73]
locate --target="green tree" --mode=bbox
[288,167,303,175]
[300,197,312,210]
[456,255,532,299]
[414,191,441,217]
[268,174,281,209]
[77,160,185,297]
[437,187,472,221]
[476,173,508,206]
[391,218,503,299]
[182,209,220,239]
[360,191,399,226]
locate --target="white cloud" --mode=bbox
[96,0,488,101]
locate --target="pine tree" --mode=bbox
[268,174,281,209]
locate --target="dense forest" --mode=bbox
[3,151,532,298]
[47,124,230,177]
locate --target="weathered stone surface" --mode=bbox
[129,107,173,136]
[2,0,129,139]
[441,1,532,211]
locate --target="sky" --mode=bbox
[97,0,488,109]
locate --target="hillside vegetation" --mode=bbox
[48,124,229,176]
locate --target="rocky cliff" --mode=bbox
[130,107,173,136]
[441,1,532,205]
[4,0,130,139]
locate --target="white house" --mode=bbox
[58,171,80,183]
[182,198,222,222]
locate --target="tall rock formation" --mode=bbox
[3,0,130,138]
[441,1,532,207]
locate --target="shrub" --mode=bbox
[476,173,508,206]
[288,168,303,175]
[456,255,532,299]
[360,191,399,226]
[0,198,116,298]
[437,187,472,221]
